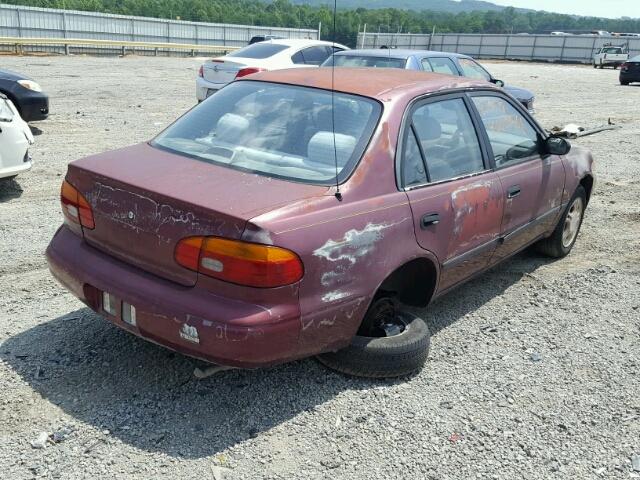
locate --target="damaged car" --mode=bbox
[0,94,34,181]
[46,69,594,378]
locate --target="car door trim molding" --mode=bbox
[442,237,501,271]
[501,204,562,244]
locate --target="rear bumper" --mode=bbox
[0,157,32,179]
[46,226,302,368]
[620,71,640,83]
[195,77,226,101]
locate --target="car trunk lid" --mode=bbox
[202,58,248,86]
[67,143,327,287]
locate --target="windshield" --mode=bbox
[227,43,289,59]
[323,55,407,69]
[152,81,381,184]
[603,47,623,54]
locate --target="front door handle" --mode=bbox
[421,213,440,229]
[507,185,521,198]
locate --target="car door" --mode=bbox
[400,94,504,292]
[468,93,565,263]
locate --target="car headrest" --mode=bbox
[307,131,357,167]
[216,113,249,144]
[415,116,442,141]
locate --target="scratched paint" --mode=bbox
[313,222,396,288]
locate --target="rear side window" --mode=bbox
[291,51,305,64]
[300,46,333,65]
[406,98,484,183]
[327,55,407,69]
[471,96,540,167]
[458,58,491,81]
[423,57,459,76]
[152,81,381,185]
[227,43,289,59]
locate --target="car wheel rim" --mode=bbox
[358,298,407,338]
[562,197,584,248]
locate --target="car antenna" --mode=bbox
[331,0,342,201]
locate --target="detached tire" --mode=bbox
[317,311,430,379]
[536,186,586,258]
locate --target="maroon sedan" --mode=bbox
[46,69,594,378]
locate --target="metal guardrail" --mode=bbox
[0,36,239,55]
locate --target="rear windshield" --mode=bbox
[152,81,381,184]
[227,43,289,59]
[324,55,407,69]
[602,47,623,54]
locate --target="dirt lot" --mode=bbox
[0,55,638,479]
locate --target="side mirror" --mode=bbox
[545,136,571,156]
[492,78,505,87]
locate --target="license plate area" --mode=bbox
[102,291,136,327]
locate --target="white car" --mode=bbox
[196,39,349,101]
[0,94,34,180]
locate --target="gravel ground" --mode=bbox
[0,55,638,480]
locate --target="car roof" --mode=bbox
[333,49,469,60]
[242,67,492,102]
[266,38,348,49]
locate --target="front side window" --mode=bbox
[326,55,407,69]
[227,43,289,59]
[405,98,484,184]
[471,96,540,167]
[153,81,381,184]
[424,57,459,76]
[458,58,491,81]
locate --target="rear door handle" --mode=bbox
[507,185,521,199]
[421,213,440,229]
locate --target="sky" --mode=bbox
[485,0,640,19]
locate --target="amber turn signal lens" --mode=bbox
[175,236,303,288]
[60,180,95,229]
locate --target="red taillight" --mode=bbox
[235,67,267,79]
[621,63,629,71]
[198,65,204,78]
[175,236,303,288]
[61,180,95,229]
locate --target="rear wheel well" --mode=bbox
[580,175,594,204]
[376,258,437,308]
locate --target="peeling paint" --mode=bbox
[314,222,393,264]
[321,291,350,303]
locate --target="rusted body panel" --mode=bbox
[46,68,595,368]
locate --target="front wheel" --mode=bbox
[536,186,586,258]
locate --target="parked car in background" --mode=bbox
[592,45,628,69]
[0,68,49,122]
[0,94,34,181]
[248,35,284,45]
[323,49,536,114]
[196,39,348,101]
[47,68,594,378]
[620,55,640,85]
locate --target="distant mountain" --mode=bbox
[289,0,529,13]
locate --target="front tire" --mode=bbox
[317,298,430,379]
[536,186,586,258]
